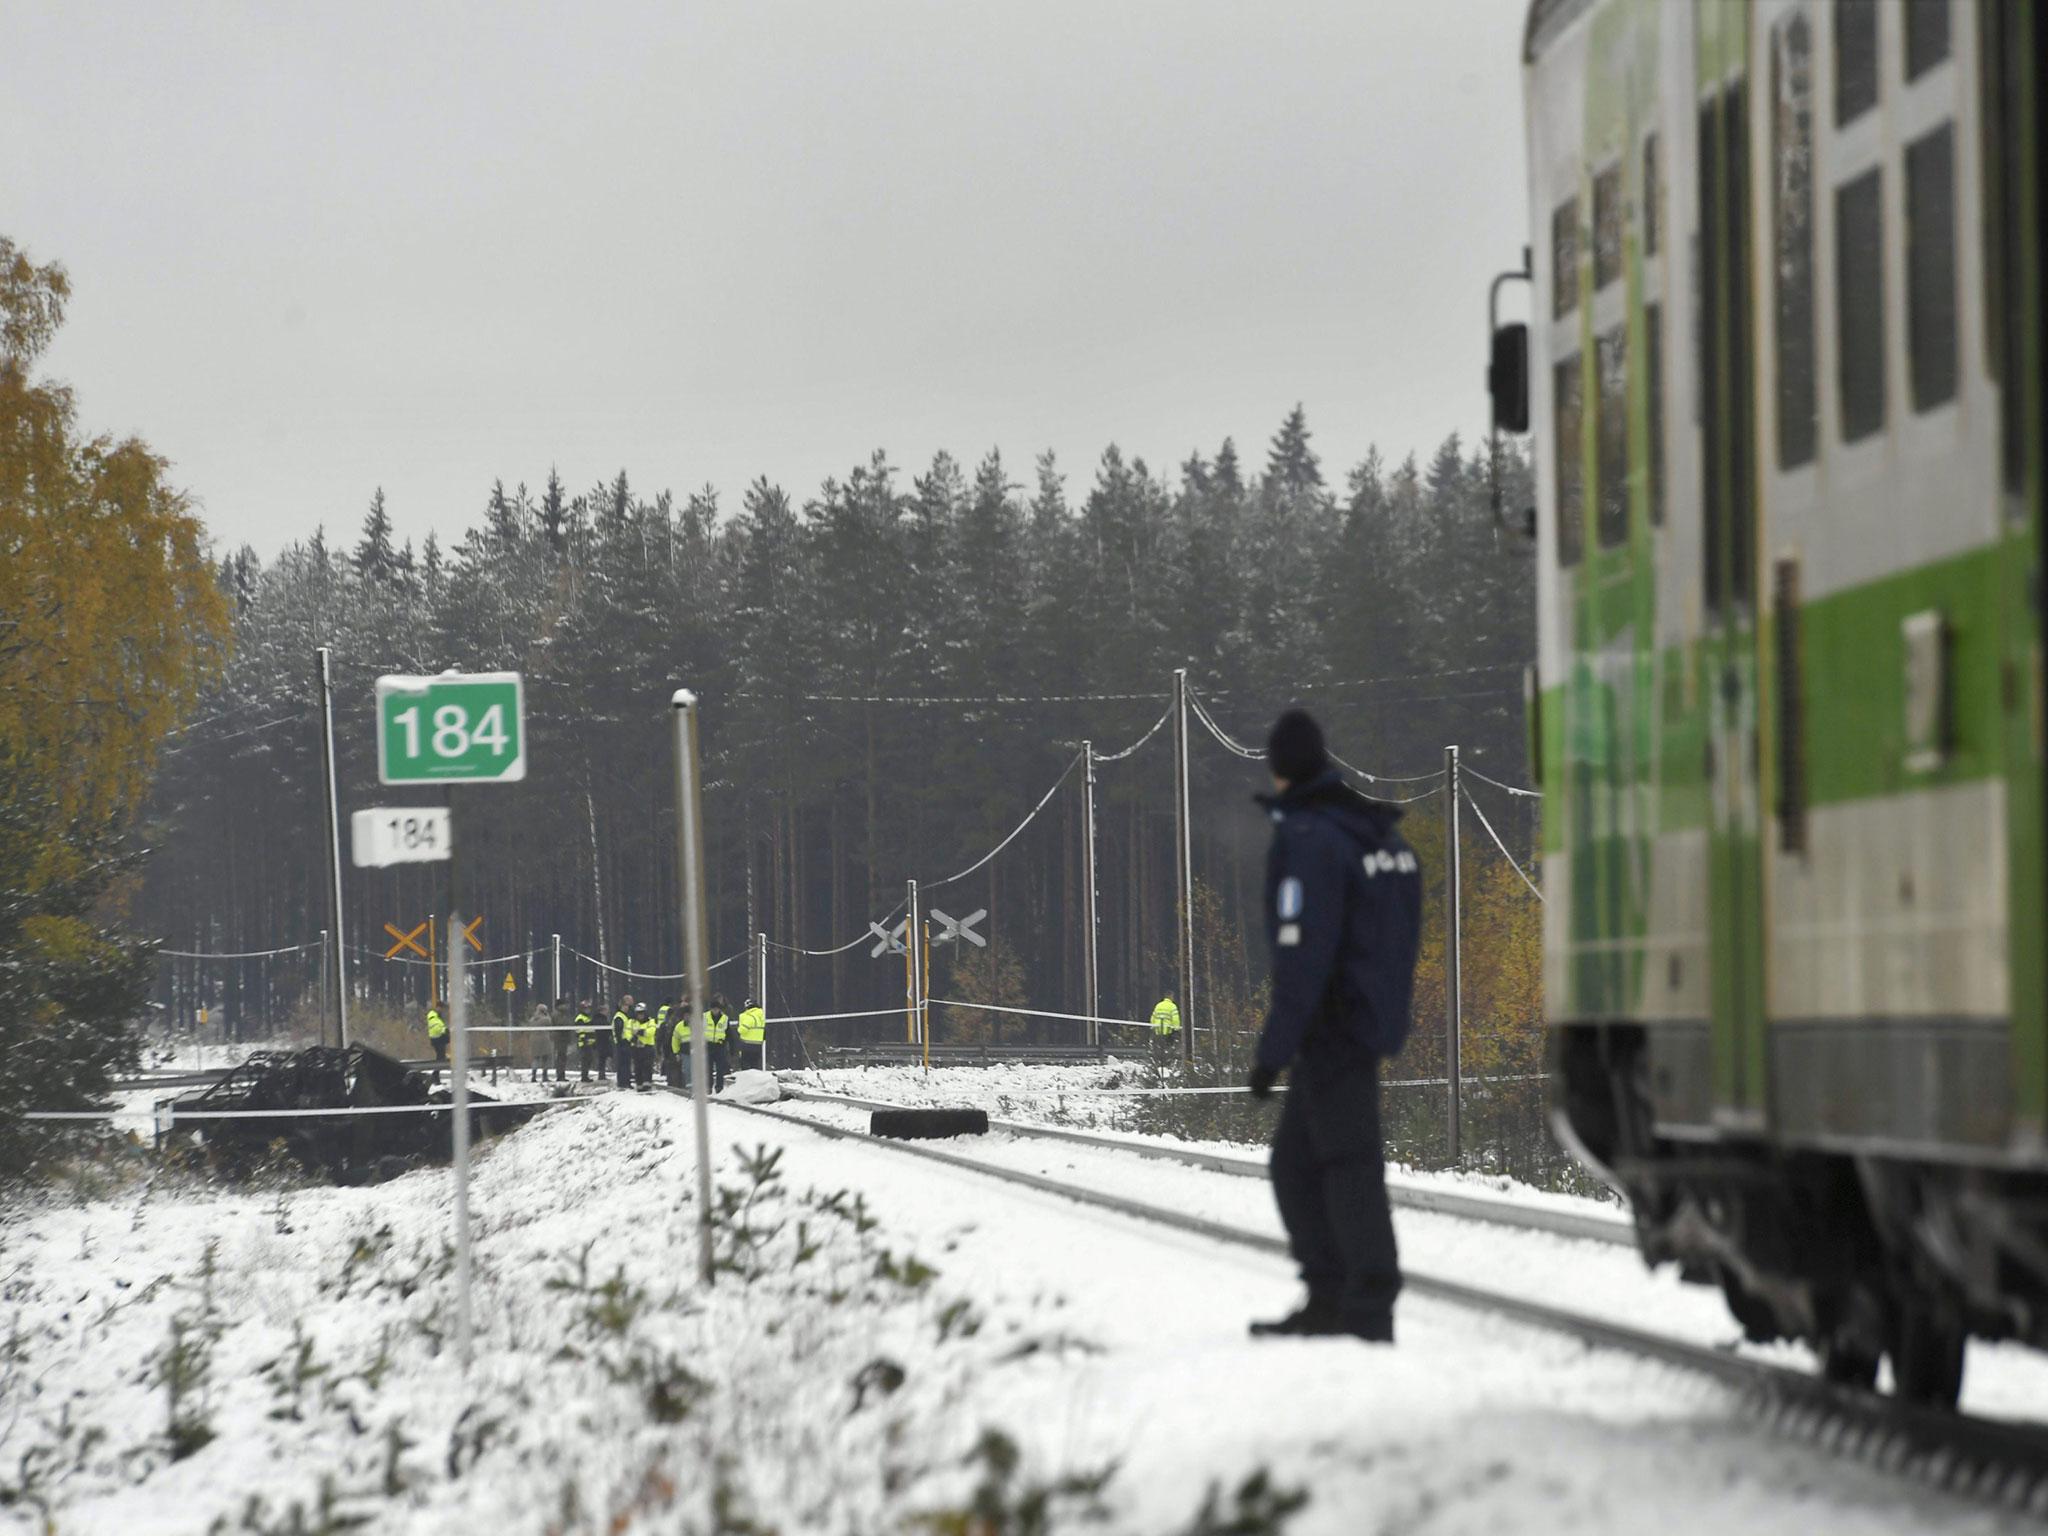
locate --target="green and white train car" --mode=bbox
[1509,0,2045,1404]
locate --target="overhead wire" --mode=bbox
[156,941,318,960]
[921,749,1083,891]
[1462,784,1545,902]
[1463,763,1544,799]
[1091,700,1174,762]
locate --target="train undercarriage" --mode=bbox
[1552,1025,2048,1409]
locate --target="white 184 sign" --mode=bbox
[351,806,453,867]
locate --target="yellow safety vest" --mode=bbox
[670,1013,692,1055]
[574,1011,594,1045]
[636,1015,659,1047]
[426,1008,447,1040]
[736,1007,766,1044]
[612,1010,631,1044]
[704,1010,728,1044]
[1150,999,1182,1036]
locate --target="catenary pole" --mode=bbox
[906,878,922,1058]
[551,932,562,1003]
[318,929,330,1045]
[1444,744,1463,1161]
[1172,668,1195,1064]
[446,788,474,1371]
[315,646,350,1047]
[754,930,768,1072]
[671,690,716,1286]
[1082,740,1100,1047]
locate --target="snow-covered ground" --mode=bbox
[2,1087,2036,1534]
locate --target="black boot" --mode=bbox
[1249,1288,1342,1338]
[1346,1312,1394,1344]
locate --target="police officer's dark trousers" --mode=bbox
[1269,1043,1400,1333]
[708,1042,727,1094]
[616,1040,632,1089]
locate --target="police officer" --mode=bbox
[425,999,449,1080]
[703,997,731,1094]
[654,998,673,1082]
[735,997,766,1071]
[1246,709,1421,1344]
[574,999,599,1082]
[1149,988,1182,1064]
[630,1001,656,1090]
[612,995,636,1090]
[667,1004,691,1088]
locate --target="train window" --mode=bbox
[1554,355,1585,566]
[1552,197,1580,318]
[1835,0,1878,126]
[1645,302,1667,524]
[1906,122,1958,411]
[1773,10,1818,469]
[1905,0,1950,81]
[1596,326,1629,548]
[1593,165,1624,289]
[1836,168,1887,442]
[1642,134,1661,258]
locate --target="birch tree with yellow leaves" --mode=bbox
[1,235,229,1178]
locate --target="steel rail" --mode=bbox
[784,1087,1634,1248]
[711,1095,2048,1516]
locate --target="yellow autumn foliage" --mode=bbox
[0,235,229,882]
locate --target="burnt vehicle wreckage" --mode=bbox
[156,1045,551,1184]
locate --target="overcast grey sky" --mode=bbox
[5,0,1528,554]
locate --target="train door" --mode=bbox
[1696,6,1770,1131]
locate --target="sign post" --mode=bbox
[378,670,527,1375]
[670,690,716,1286]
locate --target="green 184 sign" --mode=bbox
[376,672,526,783]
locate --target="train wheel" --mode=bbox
[1889,1306,1965,1410]
[1818,1336,1880,1391]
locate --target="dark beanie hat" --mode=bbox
[1266,708,1329,784]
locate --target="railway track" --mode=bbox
[785,1086,1634,1246]
[714,1092,2048,1516]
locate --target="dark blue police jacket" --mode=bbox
[1254,767,1424,1072]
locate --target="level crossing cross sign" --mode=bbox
[929,908,986,948]
[869,920,908,958]
[376,672,526,784]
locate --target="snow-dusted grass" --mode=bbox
[0,1095,1303,1534]
[5,1090,2033,1534]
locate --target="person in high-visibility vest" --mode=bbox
[1150,990,1182,1065]
[736,998,766,1070]
[426,1001,449,1077]
[629,1001,657,1091]
[575,999,599,1082]
[702,998,731,1094]
[667,1004,692,1089]
[612,995,636,1090]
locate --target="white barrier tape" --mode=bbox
[927,997,1156,1031]
[21,1110,134,1121]
[160,1101,542,1124]
[768,1007,918,1026]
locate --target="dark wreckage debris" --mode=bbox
[159,1044,549,1185]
